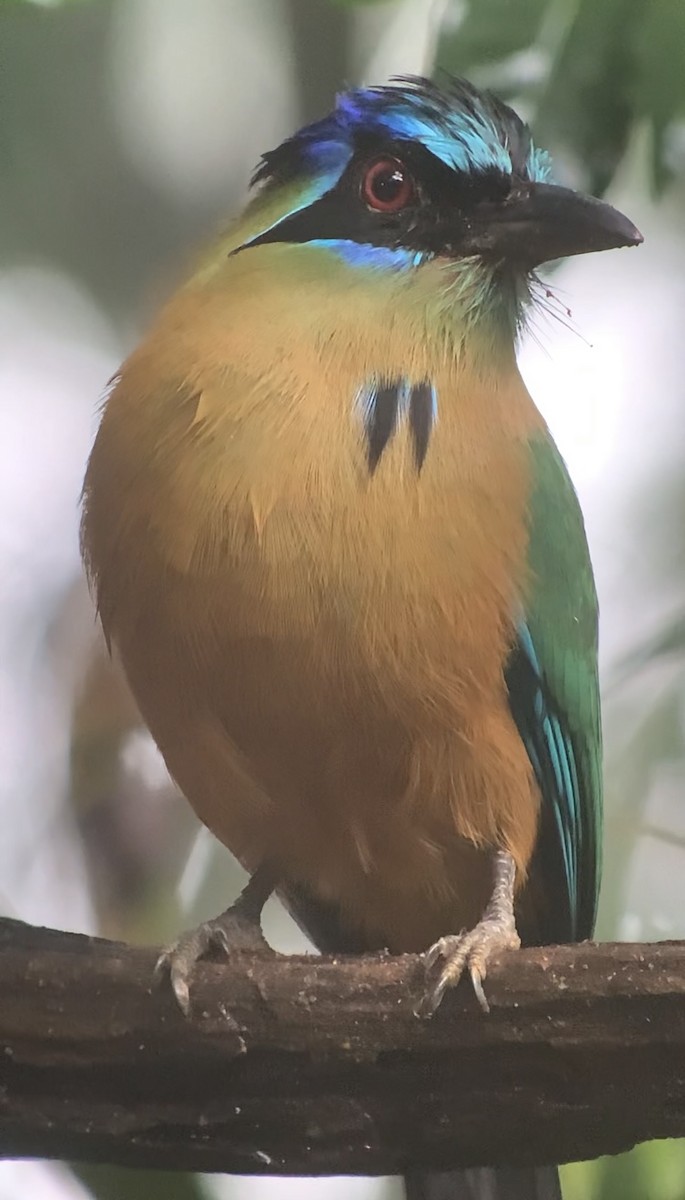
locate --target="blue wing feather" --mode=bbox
[508,624,586,940]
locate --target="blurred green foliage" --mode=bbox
[1,0,91,6]
[74,1165,208,1200]
[437,0,685,196]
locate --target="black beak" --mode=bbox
[462,181,643,267]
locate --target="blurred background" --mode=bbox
[1,0,685,1197]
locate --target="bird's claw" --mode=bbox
[417,914,520,1018]
[155,907,273,1016]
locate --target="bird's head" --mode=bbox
[234,77,641,302]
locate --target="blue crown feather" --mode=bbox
[253,76,551,191]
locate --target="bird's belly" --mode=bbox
[131,617,499,951]
[119,474,538,952]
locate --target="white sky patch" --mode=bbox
[0,1163,91,1200]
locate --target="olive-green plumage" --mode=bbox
[516,434,602,945]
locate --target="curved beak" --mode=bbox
[462,181,643,267]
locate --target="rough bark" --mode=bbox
[1,917,684,1175]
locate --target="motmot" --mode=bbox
[81,77,641,1199]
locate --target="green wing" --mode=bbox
[507,433,603,945]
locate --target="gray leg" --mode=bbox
[155,862,278,1015]
[418,849,520,1017]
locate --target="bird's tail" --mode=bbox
[404,1165,562,1200]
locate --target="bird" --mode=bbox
[81,75,642,1200]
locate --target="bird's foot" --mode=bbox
[155,906,274,1015]
[155,865,277,1015]
[418,912,520,1017]
[417,849,520,1017]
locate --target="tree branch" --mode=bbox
[1,917,684,1175]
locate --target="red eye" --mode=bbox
[362,157,415,212]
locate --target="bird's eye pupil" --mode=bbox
[362,157,414,213]
[375,168,403,200]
